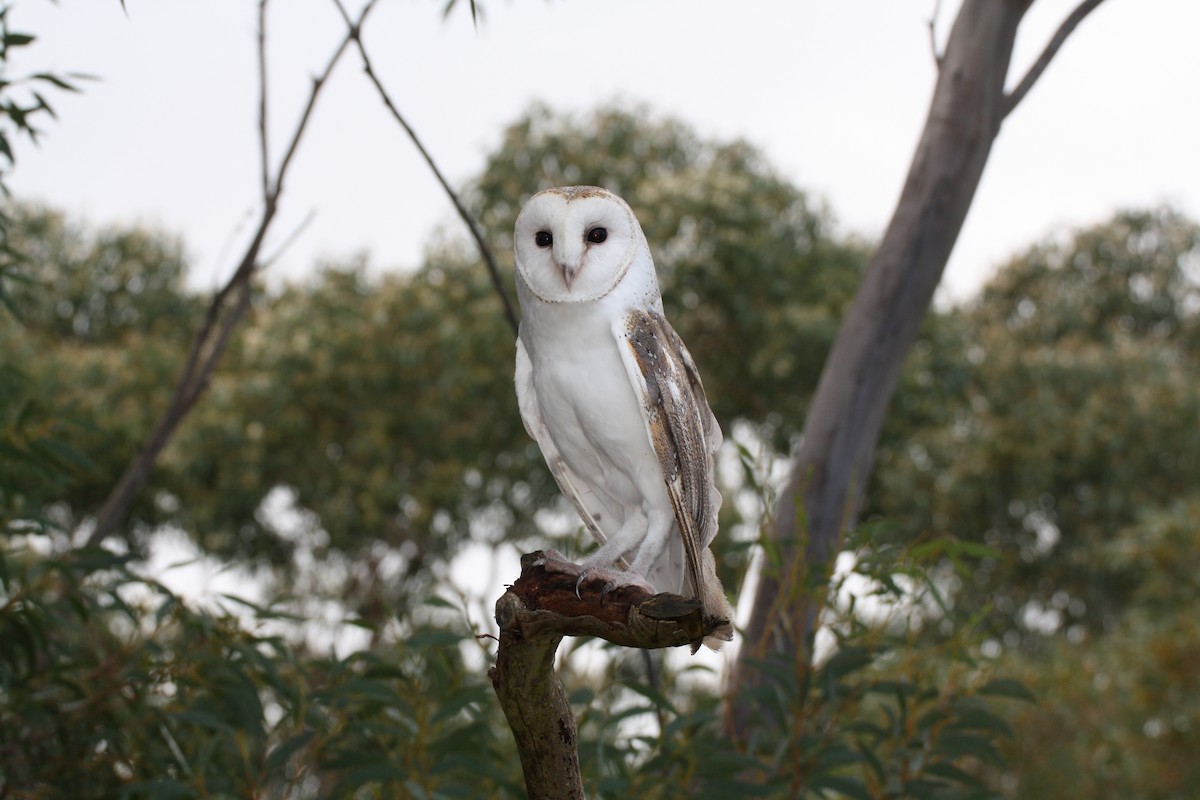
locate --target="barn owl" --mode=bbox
[513,185,734,651]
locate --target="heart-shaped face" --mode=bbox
[514,185,645,304]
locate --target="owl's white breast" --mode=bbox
[518,294,667,517]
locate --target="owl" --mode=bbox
[513,185,733,651]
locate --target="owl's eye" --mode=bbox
[586,227,608,244]
[535,231,553,248]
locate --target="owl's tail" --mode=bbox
[645,531,733,652]
[694,547,735,652]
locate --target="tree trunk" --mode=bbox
[728,0,1033,739]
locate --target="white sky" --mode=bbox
[7,0,1200,303]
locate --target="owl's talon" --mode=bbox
[574,569,617,601]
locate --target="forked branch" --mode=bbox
[1003,0,1108,118]
[84,2,375,548]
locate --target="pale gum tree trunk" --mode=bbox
[729,0,1039,738]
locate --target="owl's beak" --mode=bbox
[560,263,580,291]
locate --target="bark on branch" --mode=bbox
[490,551,715,799]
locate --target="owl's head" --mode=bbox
[514,186,648,304]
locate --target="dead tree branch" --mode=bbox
[330,0,519,336]
[83,2,376,548]
[490,551,715,798]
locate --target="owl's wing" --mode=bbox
[515,335,629,567]
[613,309,733,647]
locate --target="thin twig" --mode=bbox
[258,0,270,199]
[261,208,317,270]
[331,0,519,335]
[1002,0,1108,119]
[266,5,371,207]
[927,0,943,68]
[84,5,370,549]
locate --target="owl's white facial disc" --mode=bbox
[514,186,642,304]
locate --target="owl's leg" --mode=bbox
[573,511,655,597]
[578,506,643,570]
[628,506,674,583]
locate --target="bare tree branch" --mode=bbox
[489,551,714,798]
[928,0,944,67]
[266,13,369,207]
[257,0,270,200]
[1003,0,1108,118]
[331,0,519,336]
[84,4,373,549]
[261,209,318,270]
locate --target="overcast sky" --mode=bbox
[7,0,1199,303]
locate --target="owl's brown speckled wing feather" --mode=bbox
[614,308,733,649]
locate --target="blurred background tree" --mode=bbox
[870,207,1200,641]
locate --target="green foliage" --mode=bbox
[0,206,199,541]
[993,495,1200,799]
[4,523,1022,798]
[759,528,1029,800]
[0,4,89,316]
[0,364,94,537]
[972,207,1200,348]
[2,205,198,341]
[0,546,524,799]
[0,5,86,192]
[1,347,525,796]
